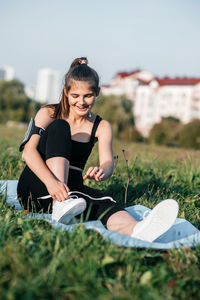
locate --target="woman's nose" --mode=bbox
[79,96,85,104]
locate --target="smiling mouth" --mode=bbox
[77,106,88,110]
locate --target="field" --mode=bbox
[0,124,200,300]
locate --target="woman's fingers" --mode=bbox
[52,192,65,202]
[83,166,95,179]
[83,166,105,181]
[49,181,70,202]
[63,183,70,195]
[94,168,104,181]
[83,166,97,179]
[57,183,69,201]
[89,166,99,178]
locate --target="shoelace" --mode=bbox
[37,191,116,203]
[68,194,79,199]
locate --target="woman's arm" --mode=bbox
[22,107,69,201]
[83,120,114,181]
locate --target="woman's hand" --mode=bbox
[46,179,70,202]
[83,166,105,182]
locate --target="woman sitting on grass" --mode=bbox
[17,57,179,242]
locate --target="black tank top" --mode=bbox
[70,115,102,170]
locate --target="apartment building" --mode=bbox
[101,70,154,101]
[101,71,200,136]
[35,68,61,104]
[135,78,200,136]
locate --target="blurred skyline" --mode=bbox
[0,0,200,87]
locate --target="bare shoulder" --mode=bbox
[34,106,55,129]
[96,118,113,139]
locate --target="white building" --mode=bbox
[101,71,200,137]
[101,70,154,101]
[134,78,200,136]
[0,66,15,81]
[36,68,61,104]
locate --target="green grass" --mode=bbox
[0,124,200,300]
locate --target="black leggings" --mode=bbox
[17,119,125,225]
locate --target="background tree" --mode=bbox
[0,79,41,123]
[178,119,200,149]
[148,117,181,146]
[93,94,136,139]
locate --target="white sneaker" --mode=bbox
[52,197,86,224]
[131,199,179,242]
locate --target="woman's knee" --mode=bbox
[47,119,71,135]
[46,119,71,145]
[45,119,72,160]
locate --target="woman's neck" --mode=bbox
[66,111,93,124]
[66,115,86,124]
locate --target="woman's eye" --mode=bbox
[72,95,78,98]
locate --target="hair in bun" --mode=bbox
[70,57,88,68]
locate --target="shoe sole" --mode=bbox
[133,199,179,242]
[58,200,86,225]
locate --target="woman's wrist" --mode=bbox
[99,163,113,180]
[43,173,58,187]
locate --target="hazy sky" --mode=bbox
[1,0,199,87]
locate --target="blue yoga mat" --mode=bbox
[1,180,199,249]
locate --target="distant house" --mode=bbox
[101,70,154,101]
[135,77,200,136]
[101,71,200,136]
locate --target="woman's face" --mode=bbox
[66,80,96,117]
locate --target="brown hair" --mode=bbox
[45,57,100,119]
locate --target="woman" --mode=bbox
[17,57,179,242]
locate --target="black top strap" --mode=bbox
[90,115,102,144]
